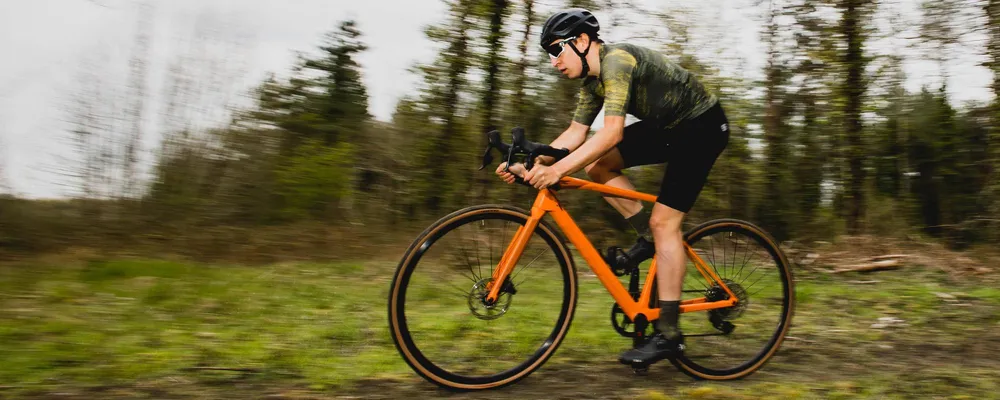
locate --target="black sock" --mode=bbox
[627,208,653,240]
[656,300,681,339]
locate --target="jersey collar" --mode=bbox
[582,43,608,85]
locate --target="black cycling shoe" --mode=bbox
[618,332,684,366]
[605,236,656,275]
[623,236,656,266]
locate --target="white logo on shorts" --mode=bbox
[721,123,728,132]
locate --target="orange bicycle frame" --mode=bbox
[485,176,738,323]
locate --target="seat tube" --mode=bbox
[485,190,554,303]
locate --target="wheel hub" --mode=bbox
[706,279,749,320]
[468,278,513,320]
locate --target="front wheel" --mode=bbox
[671,219,795,380]
[388,205,578,390]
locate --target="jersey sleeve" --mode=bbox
[571,83,603,126]
[600,49,637,118]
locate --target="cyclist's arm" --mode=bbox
[551,116,625,177]
[550,49,635,176]
[535,122,589,166]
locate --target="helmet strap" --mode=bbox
[567,40,592,79]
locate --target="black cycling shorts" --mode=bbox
[616,102,730,213]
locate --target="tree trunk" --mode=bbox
[429,1,473,212]
[762,1,791,240]
[843,0,866,234]
[987,0,1000,239]
[479,0,509,202]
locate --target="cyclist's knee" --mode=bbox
[585,156,621,181]
[649,205,684,233]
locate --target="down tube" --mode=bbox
[547,208,648,319]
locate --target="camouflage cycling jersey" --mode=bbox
[572,43,717,129]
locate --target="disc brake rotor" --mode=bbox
[468,278,513,320]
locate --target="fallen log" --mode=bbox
[866,254,910,261]
[832,259,901,273]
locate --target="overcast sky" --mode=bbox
[0,0,993,198]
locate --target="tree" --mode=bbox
[418,0,476,212]
[306,20,370,146]
[122,1,152,200]
[986,0,1000,239]
[512,0,535,129]
[840,0,871,234]
[480,0,510,133]
[759,0,795,240]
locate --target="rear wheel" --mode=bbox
[670,219,794,380]
[388,205,577,390]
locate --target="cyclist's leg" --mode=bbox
[650,204,687,300]
[585,120,671,218]
[620,104,730,364]
[652,103,730,332]
[583,148,642,217]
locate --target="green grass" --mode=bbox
[1,257,999,399]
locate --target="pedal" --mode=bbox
[603,246,632,276]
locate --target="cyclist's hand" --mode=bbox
[524,164,562,189]
[496,162,526,184]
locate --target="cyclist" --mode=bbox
[496,8,730,367]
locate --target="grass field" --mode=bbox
[1,254,999,399]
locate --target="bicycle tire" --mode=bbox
[669,218,795,380]
[388,205,578,390]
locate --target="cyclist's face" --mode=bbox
[549,36,586,79]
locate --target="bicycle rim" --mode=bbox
[388,205,577,390]
[671,219,794,380]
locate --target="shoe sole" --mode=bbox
[618,350,677,367]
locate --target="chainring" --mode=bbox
[611,303,656,338]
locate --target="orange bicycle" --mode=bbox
[388,129,794,390]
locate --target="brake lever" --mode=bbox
[504,136,517,173]
[479,147,494,171]
[480,130,512,170]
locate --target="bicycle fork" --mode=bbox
[482,195,552,305]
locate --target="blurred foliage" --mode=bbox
[2,0,999,261]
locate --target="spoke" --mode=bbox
[688,268,711,291]
[460,272,479,284]
[457,228,481,283]
[511,247,546,286]
[749,284,778,298]
[741,271,774,293]
[488,220,494,277]
[725,233,733,279]
[734,235,754,281]
[473,224,483,280]
[684,252,712,292]
[445,285,471,299]
[737,246,769,287]
[730,235,739,278]
[708,236,724,282]
[709,236,718,273]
